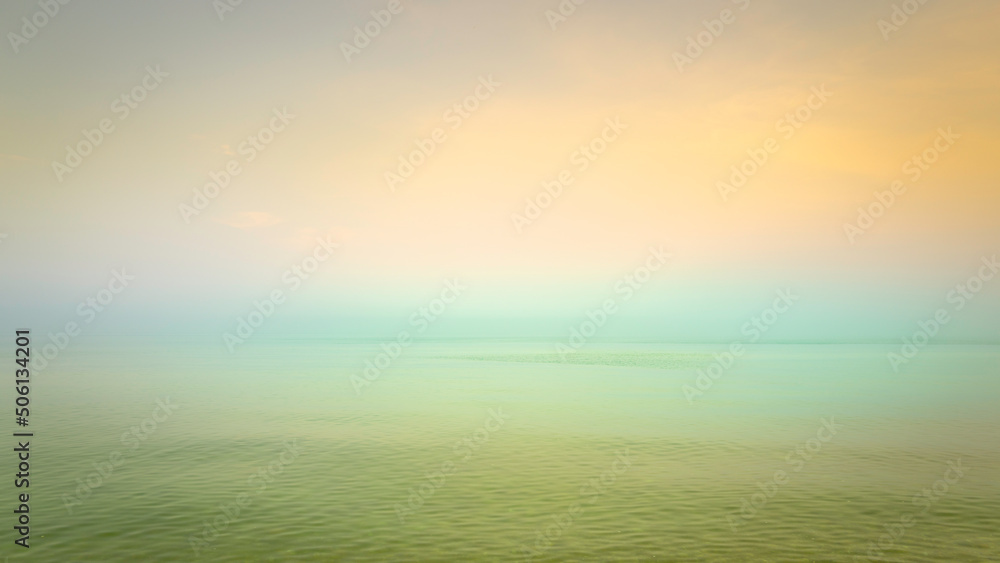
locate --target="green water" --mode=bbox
[9,341,999,561]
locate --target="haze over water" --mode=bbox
[2,0,999,561]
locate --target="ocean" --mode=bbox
[16,340,999,561]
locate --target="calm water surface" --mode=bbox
[14,340,999,561]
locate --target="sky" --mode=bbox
[1,0,998,342]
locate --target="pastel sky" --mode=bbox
[1,0,998,341]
